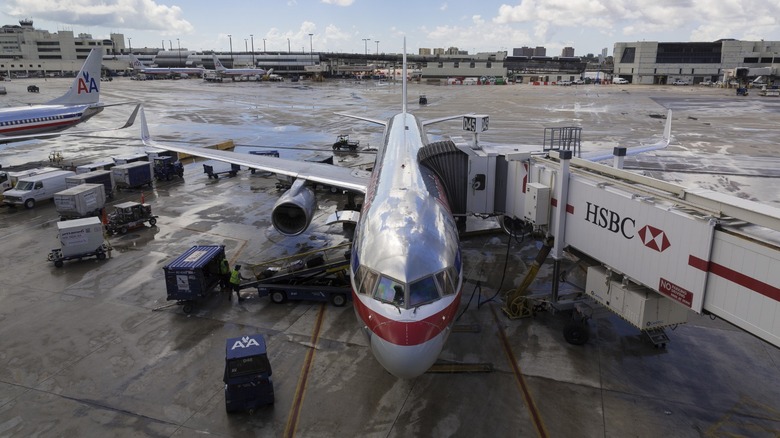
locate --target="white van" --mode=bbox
[0,167,60,191]
[3,170,75,208]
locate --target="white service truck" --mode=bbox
[3,170,75,208]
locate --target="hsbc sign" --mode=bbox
[584,202,670,253]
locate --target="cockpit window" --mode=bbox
[409,275,440,307]
[353,264,364,292]
[375,275,405,307]
[435,270,454,296]
[359,269,379,296]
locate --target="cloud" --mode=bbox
[3,0,194,34]
[321,0,354,5]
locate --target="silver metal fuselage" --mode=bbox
[0,104,102,138]
[351,112,463,378]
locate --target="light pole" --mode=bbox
[375,40,379,55]
[362,38,371,56]
[250,35,255,65]
[128,37,132,53]
[287,38,290,53]
[308,33,314,64]
[177,38,181,66]
[263,38,266,52]
[228,34,233,64]
[169,40,172,51]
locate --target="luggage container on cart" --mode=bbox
[224,333,274,413]
[163,245,227,314]
[47,217,110,267]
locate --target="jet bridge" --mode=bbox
[429,116,780,348]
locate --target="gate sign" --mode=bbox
[463,115,489,133]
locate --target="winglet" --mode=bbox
[47,48,102,106]
[140,106,152,146]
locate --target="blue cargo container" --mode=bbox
[163,245,226,313]
[224,334,274,413]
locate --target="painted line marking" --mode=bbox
[490,304,548,438]
[284,303,326,438]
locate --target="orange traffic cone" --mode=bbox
[141,192,145,204]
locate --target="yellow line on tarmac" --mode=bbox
[490,304,549,438]
[284,303,326,438]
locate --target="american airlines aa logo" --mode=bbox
[231,336,260,350]
[77,72,99,94]
[638,225,670,253]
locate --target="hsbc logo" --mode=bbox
[584,202,671,252]
[638,225,670,252]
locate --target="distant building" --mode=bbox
[533,46,546,57]
[0,19,127,76]
[561,47,575,58]
[418,48,432,56]
[613,39,780,85]
[513,47,534,57]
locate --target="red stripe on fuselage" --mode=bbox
[0,119,79,135]
[353,291,461,346]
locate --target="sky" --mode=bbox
[1,0,779,57]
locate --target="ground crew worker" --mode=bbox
[229,265,247,302]
[220,258,230,293]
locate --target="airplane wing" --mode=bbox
[580,109,673,162]
[0,103,141,143]
[140,108,371,193]
[333,112,387,126]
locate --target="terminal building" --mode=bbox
[612,39,780,85]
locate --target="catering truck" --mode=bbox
[3,170,75,208]
[54,183,106,220]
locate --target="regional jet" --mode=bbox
[0,48,139,143]
[141,45,466,378]
[129,54,206,77]
[211,55,269,79]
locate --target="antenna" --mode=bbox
[402,37,407,114]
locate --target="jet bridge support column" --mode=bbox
[551,151,572,303]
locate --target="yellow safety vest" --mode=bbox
[230,269,241,285]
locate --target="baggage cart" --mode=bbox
[163,245,227,314]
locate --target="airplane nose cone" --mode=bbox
[369,327,446,379]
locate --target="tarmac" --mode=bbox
[0,77,779,437]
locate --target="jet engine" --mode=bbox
[271,179,316,236]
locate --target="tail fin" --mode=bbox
[128,54,146,71]
[212,55,226,71]
[402,38,407,114]
[47,48,101,106]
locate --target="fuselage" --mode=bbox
[0,104,102,138]
[350,112,463,378]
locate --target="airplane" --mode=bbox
[129,54,206,77]
[0,48,139,143]
[211,55,269,79]
[142,43,466,379]
[139,43,674,379]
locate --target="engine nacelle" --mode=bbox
[271,179,316,236]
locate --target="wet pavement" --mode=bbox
[0,78,779,437]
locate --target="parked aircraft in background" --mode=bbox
[0,49,139,143]
[211,55,269,79]
[142,44,466,378]
[129,54,205,77]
